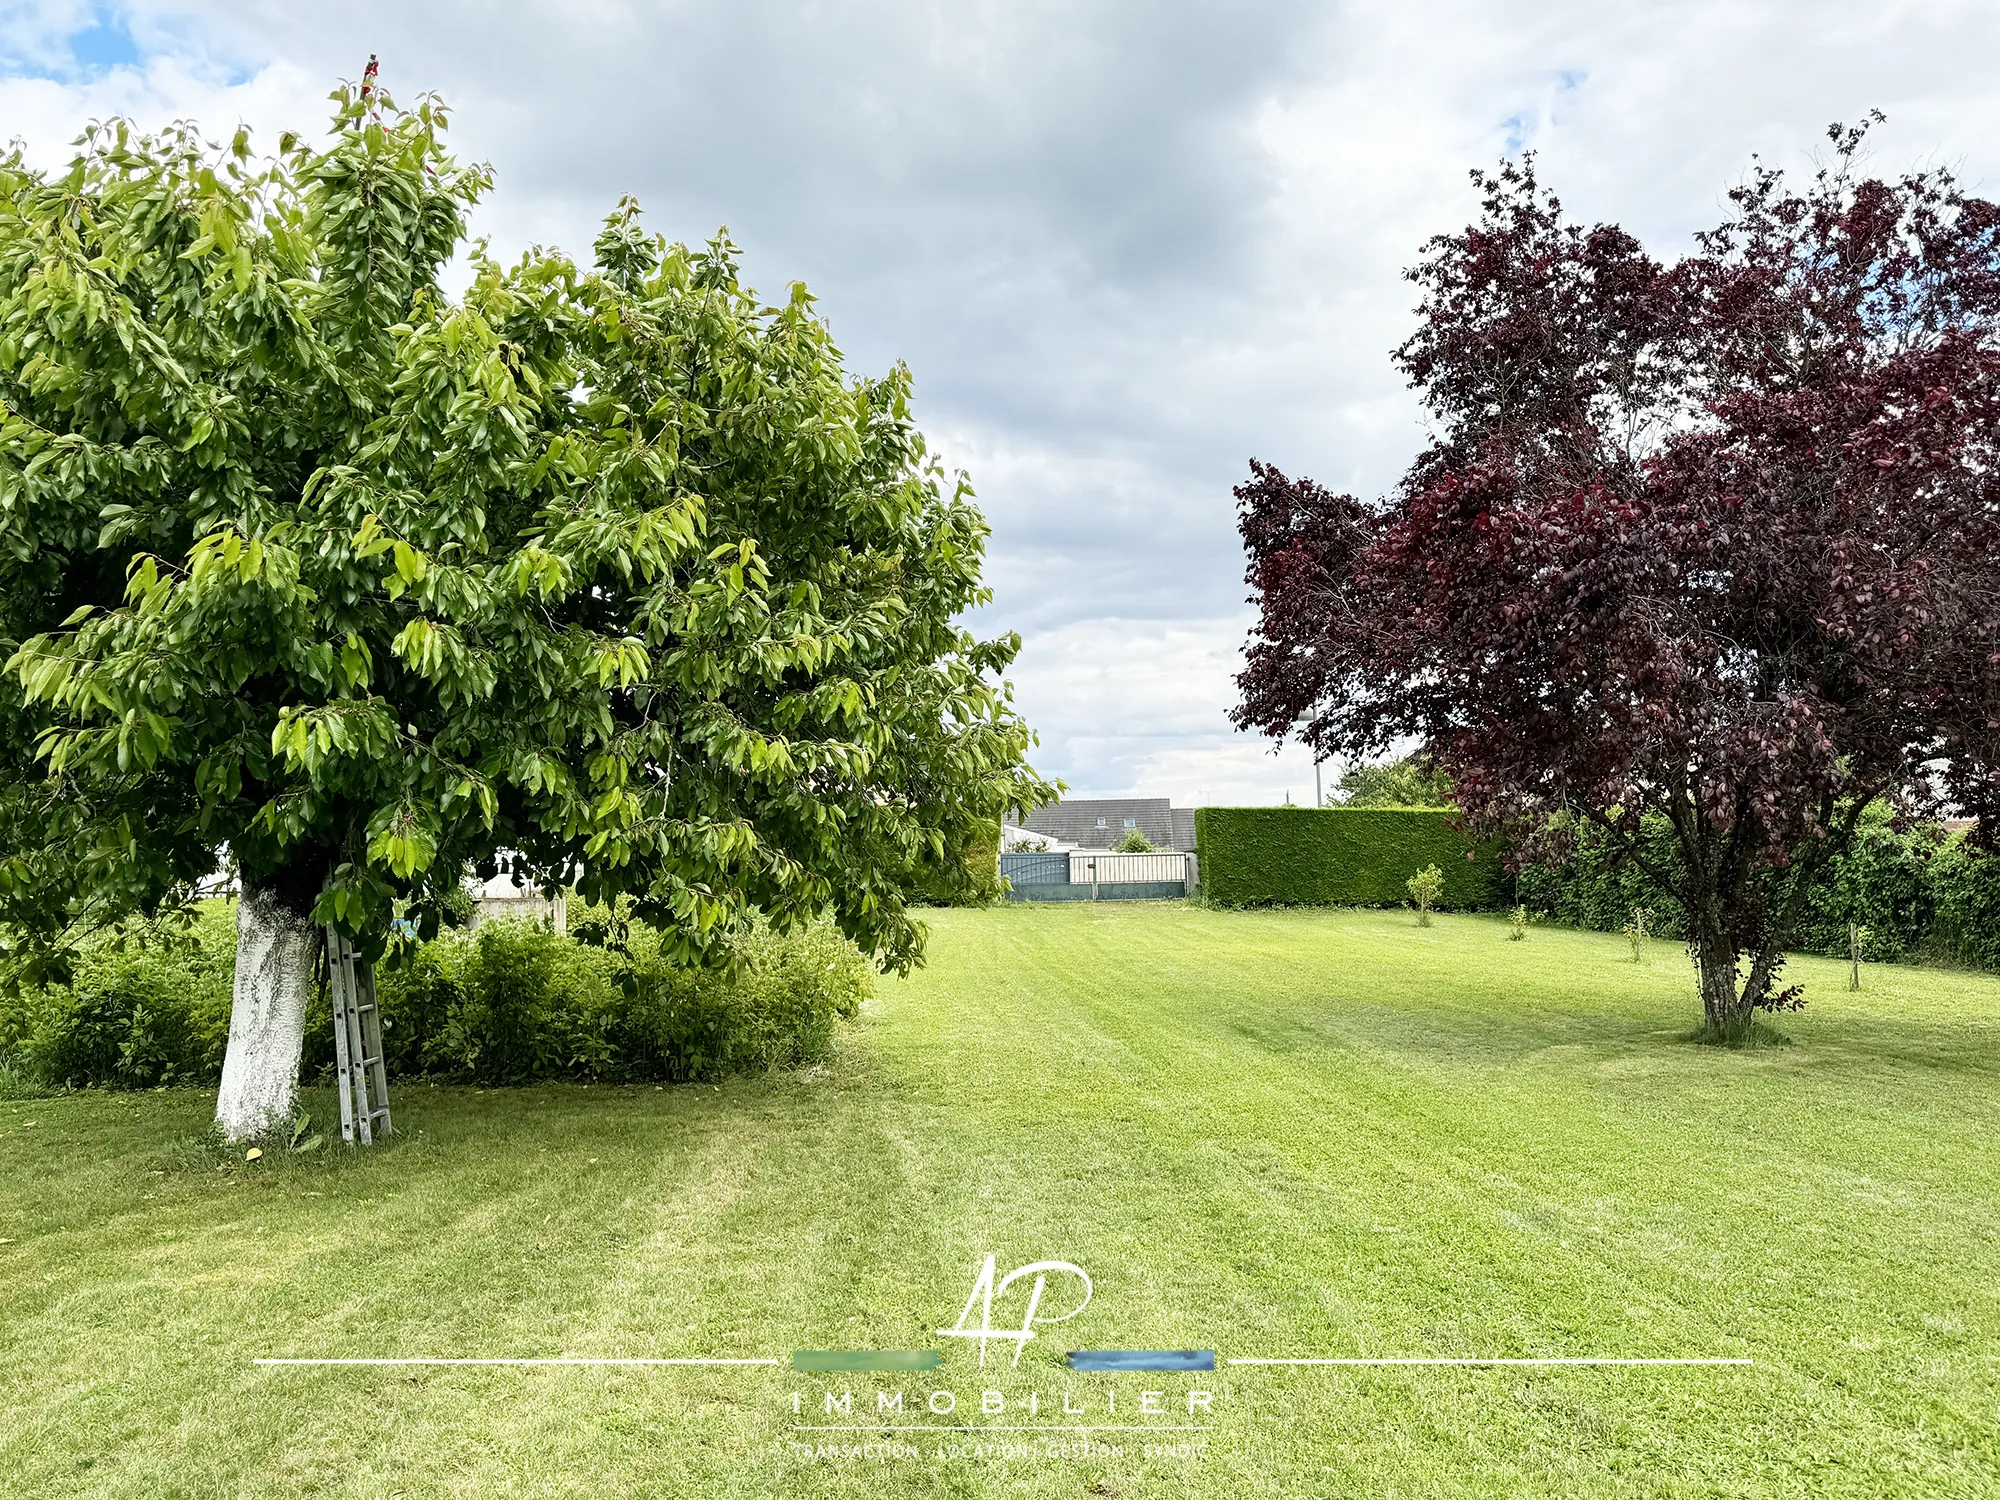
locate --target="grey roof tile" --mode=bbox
[1018,797,1189,849]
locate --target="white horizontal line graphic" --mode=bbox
[258,1355,1752,1370]
[792,1425,1211,1432]
[255,1357,780,1367]
[1226,1357,1752,1367]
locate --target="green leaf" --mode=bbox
[0,81,1054,1007]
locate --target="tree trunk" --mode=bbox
[1694,929,1749,1037]
[215,884,322,1141]
[1739,934,1787,1017]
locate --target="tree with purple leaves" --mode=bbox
[1233,121,2000,1038]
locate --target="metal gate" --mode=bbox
[1000,851,1071,886]
[1001,849,1190,901]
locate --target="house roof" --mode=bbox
[474,872,538,901]
[1020,797,1182,849]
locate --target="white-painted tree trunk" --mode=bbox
[214,884,322,1141]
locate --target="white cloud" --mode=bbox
[8,1,1999,806]
[0,57,318,168]
[1008,616,1325,805]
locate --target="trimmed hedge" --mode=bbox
[1195,807,1505,909]
[1513,818,1682,940]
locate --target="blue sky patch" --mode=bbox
[0,6,146,81]
[70,14,142,73]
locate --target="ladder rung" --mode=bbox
[326,919,389,1146]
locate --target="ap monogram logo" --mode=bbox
[936,1255,1094,1367]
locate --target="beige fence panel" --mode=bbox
[1067,851,1191,885]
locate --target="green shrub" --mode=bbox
[2,904,234,1089]
[908,817,1004,907]
[373,937,465,1077]
[1113,828,1155,853]
[1406,864,1444,925]
[350,914,868,1085]
[1925,837,2000,970]
[1194,807,1505,909]
[449,922,566,1084]
[613,918,869,1081]
[1514,816,1686,939]
[3,904,872,1090]
[1787,807,1940,963]
[1516,805,2000,971]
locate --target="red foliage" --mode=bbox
[1234,125,2000,1027]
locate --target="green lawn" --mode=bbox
[4,904,1999,1497]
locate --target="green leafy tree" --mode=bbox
[0,76,1052,1136]
[1113,828,1153,853]
[1330,754,1453,808]
[1406,863,1445,925]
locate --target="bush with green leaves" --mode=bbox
[0,903,235,1088]
[307,910,870,1085]
[1406,864,1445,925]
[1926,838,2000,971]
[2,900,871,1089]
[610,917,869,1081]
[445,921,619,1084]
[1513,816,1685,940]
[1517,805,2000,971]
[1113,828,1155,853]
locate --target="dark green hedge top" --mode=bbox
[1194,807,1503,909]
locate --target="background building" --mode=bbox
[467,871,567,933]
[1017,797,1197,851]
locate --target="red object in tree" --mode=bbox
[1234,123,2000,1034]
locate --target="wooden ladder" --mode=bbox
[327,927,392,1145]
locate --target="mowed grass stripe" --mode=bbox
[2,903,1997,1497]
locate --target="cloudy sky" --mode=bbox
[5,1,1997,804]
